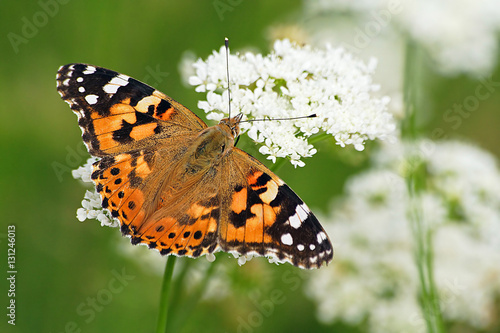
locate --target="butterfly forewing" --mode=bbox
[56,63,206,156]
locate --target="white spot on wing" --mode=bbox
[110,75,129,86]
[76,77,83,83]
[281,233,293,245]
[289,212,301,229]
[103,75,129,94]
[85,94,99,105]
[297,244,305,251]
[297,203,309,220]
[83,66,96,75]
[289,203,311,229]
[316,231,327,244]
[310,244,316,251]
[78,86,85,93]
[103,83,120,94]
[62,78,70,86]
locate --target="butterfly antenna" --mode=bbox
[225,37,232,119]
[241,114,317,123]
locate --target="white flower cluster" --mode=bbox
[72,157,119,227]
[187,39,394,167]
[306,140,500,332]
[306,0,500,76]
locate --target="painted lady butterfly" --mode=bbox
[56,63,333,269]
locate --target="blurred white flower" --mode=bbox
[186,39,395,167]
[306,140,500,332]
[376,140,500,238]
[305,0,500,76]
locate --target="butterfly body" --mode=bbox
[182,117,237,174]
[57,63,333,269]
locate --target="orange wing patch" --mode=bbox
[244,204,264,244]
[135,94,177,121]
[231,186,247,214]
[221,169,284,254]
[128,197,220,257]
[91,150,156,237]
[92,113,136,135]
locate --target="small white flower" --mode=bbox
[185,39,395,167]
[76,208,87,222]
[237,255,250,266]
[228,251,254,266]
[205,253,216,263]
[72,156,98,183]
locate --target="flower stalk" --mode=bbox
[156,256,177,333]
[403,39,445,333]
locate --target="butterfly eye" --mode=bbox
[220,143,226,153]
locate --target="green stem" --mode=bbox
[173,259,219,333]
[156,256,177,333]
[403,39,445,333]
[408,193,433,333]
[402,39,418,140]
[168,259,193,318]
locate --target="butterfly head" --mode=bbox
[220,113,243,139]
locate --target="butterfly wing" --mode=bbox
[57,63,209,247]
[57,63,207,157]
[219,148,333,269]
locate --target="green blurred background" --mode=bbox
[1,1,499,332]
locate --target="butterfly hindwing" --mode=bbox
[219,149,333,269]
[91,150,158,234]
